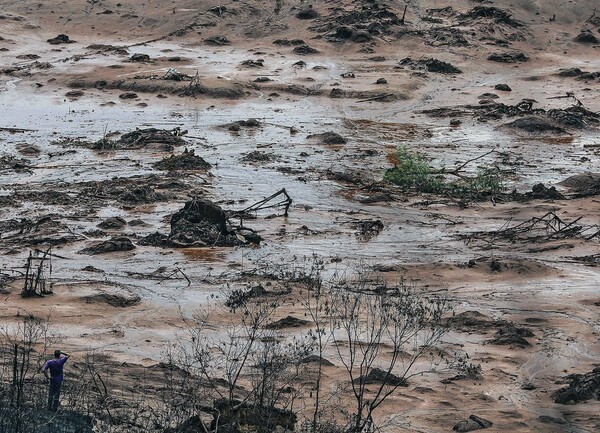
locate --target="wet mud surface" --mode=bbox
[1,1,599,432]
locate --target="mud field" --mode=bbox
[0,1,599,432]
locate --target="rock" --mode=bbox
[558,172,600,196]
[153,149,211,171]
[340,72,355,78]
[479,93,499,99]
[494,83,512,91]
[265,316,309,329]
[97,217,127,230]
[296,6,319,20]
[487,52,529,63]
[573,31,599,44]
[375,78,388,84]
[254,76,272,82]
[293,45,319,55]
[450,119,461,126]
[354,367,407,386]
[307,132,346,145]
[47,34,74,45]
[79,236,136,255]
[453,415,493,432]
[129,53,150,62]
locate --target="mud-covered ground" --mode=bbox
[1,1,599,432]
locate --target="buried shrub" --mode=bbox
[384,146,504,197]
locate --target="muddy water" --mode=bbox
[1,45,600,370]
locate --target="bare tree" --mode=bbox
[328,275,450,433]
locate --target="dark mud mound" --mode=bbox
[488,324,534,347]
[503,116,567,134]
[223,118,261,131]
[99,128,188,151]
[399,57,462,74]
[453,414,493,432]
[84,292,141,307]
[204,35,230,45]
[141,198,244,248]
[573,31,599,44]
[309,2,403,40]
[353,367,407,386]
[296,6,319,20]
[558,173,600,197]
[47,34,75,44]
[446,311,499,333]
[78,177,169,205]
[241,151,275,163]
[153,149,211,171]
[293,44,319,55]
[97,217,127,230]
[265,315,309,329]
[79,236,136,255]
[459,6,521,27]
[487,52,528,63]
[0,216,80,247]
[553,367,600,404]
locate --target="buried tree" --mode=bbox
[174,264,452,433]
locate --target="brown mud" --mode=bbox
[1,1,600,432]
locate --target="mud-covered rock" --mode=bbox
[204,35,230,45]
[153,149,211,171]
[129,53,150,62]
[488,324,534,347]
[528,183,565,200]
[79,236,136,255]
[293,45,319,55]
[453,414,493,432]
[47,34,75,45]
[573,31,599,44]
[495,83,512,91]
[353,367,407,386]
[487,52,529,63]
[296,6,319,20]
[265,316,309,329]
[503,116,567,134]
[97,217,127,230]
[553,367,600,404]
[558,172,600,196]
[307,131,347,145]
[84,292,141,307]
[398,57,462,74]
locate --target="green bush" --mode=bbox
[385,146,503,197]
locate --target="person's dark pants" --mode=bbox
[48,379,62,412]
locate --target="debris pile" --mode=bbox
[91,128,188,151]
[398,57,462,74]
[140,198,247,248]
[553,368,600,404]
[153,149,211,171]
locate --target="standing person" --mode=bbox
[42,349,70,412]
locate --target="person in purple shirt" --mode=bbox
[42,349,70,412]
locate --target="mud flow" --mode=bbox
[0,1,599,432]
